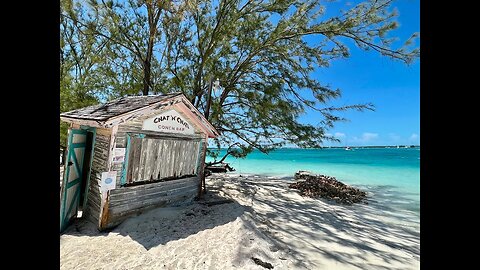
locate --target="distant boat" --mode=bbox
[397,145,400,149]
[345,147,351,150]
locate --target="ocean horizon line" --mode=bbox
[209,145,420,150]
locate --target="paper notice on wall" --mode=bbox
[100,171,117,192]
[112,148,126,163]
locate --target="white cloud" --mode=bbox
[351,132,379,144]
[334,132,346,138]
[409,133,419,142]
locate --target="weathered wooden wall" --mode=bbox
[103,176,200,229]
[113,106,204,186]
[96,107,206,230]
[125,136,201,184]
[83,127,111,225]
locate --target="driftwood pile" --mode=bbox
[289,171,367,205]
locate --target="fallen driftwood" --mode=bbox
[289,171,367,205]
[205,163,236,173]
[251,257,274,269]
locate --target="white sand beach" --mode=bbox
[60,174,420,269]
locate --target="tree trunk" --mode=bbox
[143,60,151,95]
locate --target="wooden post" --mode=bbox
[202,135,209,194]
[197,137,208,198]
[99,190,110,230]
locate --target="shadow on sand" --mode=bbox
[210,175,420,270]
[61,174,419,269]
[61,191,248,250]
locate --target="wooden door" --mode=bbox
[60,129,88,232]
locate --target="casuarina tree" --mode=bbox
[60,0,419,160]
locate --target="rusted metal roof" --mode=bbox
[60,93,182,121]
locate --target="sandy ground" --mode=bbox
[60,174,420,270]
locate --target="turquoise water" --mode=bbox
[206,147,420,213]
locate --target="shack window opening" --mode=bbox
[123,134,202,187]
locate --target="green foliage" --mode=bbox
[166,0,418,156]
[60,0,419,157]
[60,0,104,145]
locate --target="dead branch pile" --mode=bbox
[289,171,367,205]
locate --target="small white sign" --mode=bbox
[142,109,194,135]
[100,171,117,192]
[112,148,126,163]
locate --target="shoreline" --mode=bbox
[213,171,420,215]
[61,173,420,269]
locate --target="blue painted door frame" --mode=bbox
[60,126,96,232]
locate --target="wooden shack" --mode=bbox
[59,93,219,232]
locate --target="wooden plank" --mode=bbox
[149,139,160,180]
[142,139,151,180]
[185,142,192,174]
[107,125,118,171]
[109,186,198,213]
[169,140,176,177]
[190,142,196,174]
[109,176,199,195]
[132,137,142,182]
[175,140,181,176]
[185,142,195,174]
[160,140,169,179]
[182,140,188,176]
[138,138,149,181]
[175,140,183,176]
[194,141,201,174]
[120,128,203,141]
[96,128,112,137]
[126,136,134,184]
[152,140,161,180]
[187,141,194,174]
[109,184,199,207]
[87,194,101,210]
[99,191,111,230]
[182,140,189,175]
[92,134,111,172]
[115,137,126,148]
[109,179,199,202]
[189,141,197,174]
[161,140,169,179]
[61,118,104,128]
[161,140,168,179]
[181,141,187,176]
[137,139,146,181]
[144,138,155,180]
[84,172,102,225]
[110,192,197,215]
[106,187,198,227]
[128,137,138,183]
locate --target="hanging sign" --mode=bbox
[142,109,194,135]
[112,148,126,163]
[100,171,117,192]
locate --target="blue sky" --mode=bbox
[299,0,420,147]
